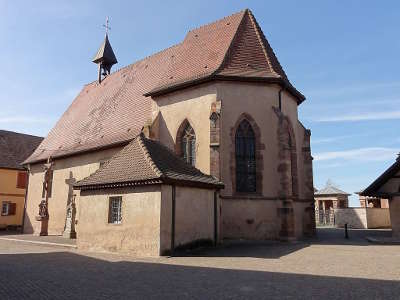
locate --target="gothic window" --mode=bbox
[181,123,196,166]
[235,120,256,193]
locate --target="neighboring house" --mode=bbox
[314,183,350,226]
[315,183,350,211]
[0,130,43,229]
[23,9,315,255]
[361,155,400,238]
[358,194,389,208]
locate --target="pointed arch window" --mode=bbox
[235,120,256,193]
[181,123,196,166]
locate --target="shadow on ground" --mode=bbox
[0,251,399,299]
[314,227,393,245]
[175,227,394,258]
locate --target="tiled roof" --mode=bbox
[315,185,350,196]
[145,9,303,100]
[25,9,303,164]
[74,134,223,190]
[0,130,43,170]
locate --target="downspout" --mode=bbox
[170,185,176,256]
[214,191,218,246]
[278,84,286,112]
[21,164,30,233]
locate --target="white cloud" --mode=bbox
[314,147,398,162]
[312,134,369,144]
[313,110,400,122]
[306,81,400,97]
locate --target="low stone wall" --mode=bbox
[335,208,367,229]
[334,208,391,229]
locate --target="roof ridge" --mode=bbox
[212,10,248,75]
[84,42,182,87]
[246,10,279,77]
[137,134,163,178]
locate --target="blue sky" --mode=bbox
[1,1,399,206]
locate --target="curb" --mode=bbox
[0,237,77,249]
[366,236,400,245]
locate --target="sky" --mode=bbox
[1,1,399,206]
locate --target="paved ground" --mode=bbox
[0,228,399,299]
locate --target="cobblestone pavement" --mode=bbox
[0,228,399,299]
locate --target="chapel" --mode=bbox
[23,9,315,255]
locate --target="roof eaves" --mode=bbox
[74,179,164,190]
[360,159,400,196]
[144,74,305,103]
[23,138,134,165]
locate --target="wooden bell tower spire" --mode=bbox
[92,17,118,83]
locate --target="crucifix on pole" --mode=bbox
[103,16,111,36]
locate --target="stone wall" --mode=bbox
[334,208,391,229]
[335,208,367,229]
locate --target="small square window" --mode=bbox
[1,202,15,216]
[1,202,9,216]
[108,197,122,224]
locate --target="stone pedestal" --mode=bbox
[63,201,76,239]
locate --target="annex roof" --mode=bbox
[74,134,223,190]
[315,185,350,196]
[25,9,304,165]
[0,130,43,170]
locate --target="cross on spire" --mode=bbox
[103,16,111,35]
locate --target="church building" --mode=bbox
[23,9,315,255]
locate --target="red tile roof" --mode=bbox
[74,134,223,190]
[0,130,43,170]
[25,9,304,164]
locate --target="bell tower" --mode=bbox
[92,17,118,83]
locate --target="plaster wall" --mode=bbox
[216,82,311,239]
[217,82,280,197]
[160,185,217,253]
[222,199,280,240]
[152,84,217,174]
[0,168,26,226]
[78,186,162,256]
[24,147,122,235]
[389,197,400,238]
[366,208,391,228]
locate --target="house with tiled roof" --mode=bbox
[23,9,315,255]
[314,181,350,226]
[0,130,43,229]
[361,155,400,237]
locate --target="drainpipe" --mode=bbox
[21,164,30,233]
[278,85,285,112]
[214,191,218,246]
[170,185,176,256]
